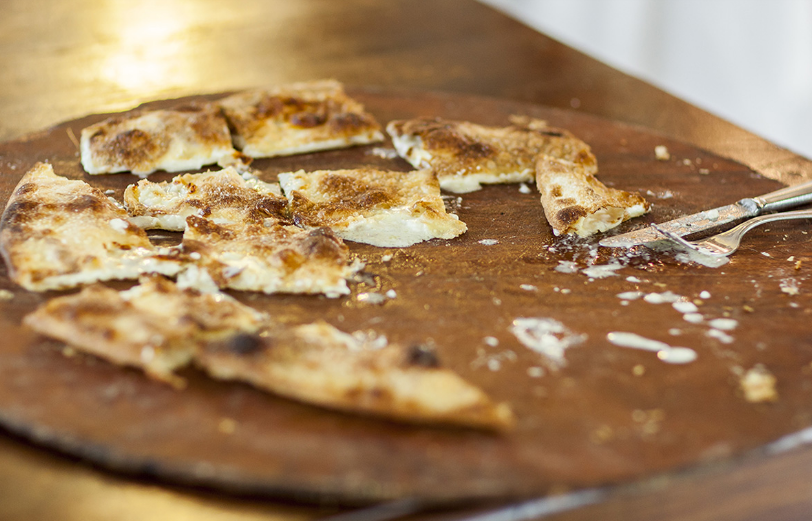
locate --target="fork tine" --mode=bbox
[650,224,727,257]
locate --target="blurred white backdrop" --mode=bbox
[479,0,812,159]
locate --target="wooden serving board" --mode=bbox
[0,89,810,504]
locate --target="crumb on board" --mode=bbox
[740,365,778,403]
[0,289,14,301]
[654,145,670,161]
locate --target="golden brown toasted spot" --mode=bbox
[550,185,562,198]
[186,216,235,239]
[290,111,326,128]
[13,182,37,196]
[301,227,347,261]
[556,206,588,226]
[1,200,41,231]
[66,194,107,214]
[104,129,163,164]
[329,112,374,134]
[277,248,305,272]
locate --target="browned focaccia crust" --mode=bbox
[0,163,182,291]
[177,216,357,298]
[23,276,269,387]
[536,155,650,237]
[277,168,467,247]
[25,278,514,430]
[124,167,288,231]
[198,322,515,431]
[217,79,384,158]
[80,103,238,176]
[386,116,597,193]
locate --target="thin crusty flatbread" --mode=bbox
[177,216,358,298]
[0,163,182,291]
[25,277,514,430]
[80,104,238,176]
[278,168,467,247]
[386,116,597,193]
[122,167,358,297]
[217,79,384,158]
[23,276,267,388]
[199,322,515,431]
[536,155,650,237]
[124,167,288,231]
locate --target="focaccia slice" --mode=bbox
[218,79,384,158]
[0,163,182,291]
[536,155,650,237]
[386,116,597,193]
[178,216,356,298]
[24,276,268,387]
[124,167,287,231]
[198,322,515,430]
[80,104,238,176]
[278,168,467,247]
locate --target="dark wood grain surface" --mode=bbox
[2,1,812,520]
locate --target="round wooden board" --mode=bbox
[1,89,811,504]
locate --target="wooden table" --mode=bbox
[2,1,812,519]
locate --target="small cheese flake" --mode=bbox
[484,336,500,347]
[520,284,538,291]
[357,292,387,305]
[683,313,704,324]
[780,278,800,295]
[698,168,710,175]
[518,183,532,194]
[381,254,393,262]
[560,289,571,295]
[740,365,778,403]
[682,158,692,166]
[0,289,14,301]
[699,291,711,299]
[385,289,397,299]
[527,366,544,378]
[672,301,699,314]
[654,146,670,161]
[632,364,646,376]
[479,239,499,246]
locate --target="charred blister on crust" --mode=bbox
[404,344,441,368]
[223,333,265,356]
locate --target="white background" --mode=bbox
[479,0,812,159]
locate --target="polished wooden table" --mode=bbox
[2,1,812,519]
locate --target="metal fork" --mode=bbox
[652,209,812,257]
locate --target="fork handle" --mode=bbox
[734,209,812,236]
[754,179,812,213]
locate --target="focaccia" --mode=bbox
[23,276,267,387]
[178,216,357,298]
[278,168,467,247]
[536,155,650,237]
[25,278,514,430]
[0,163,182,291]
[198,322,515,430]
[80,104,238,176]
[386,116,597,193]
[124,167,287,231]
[218,79,384,158]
